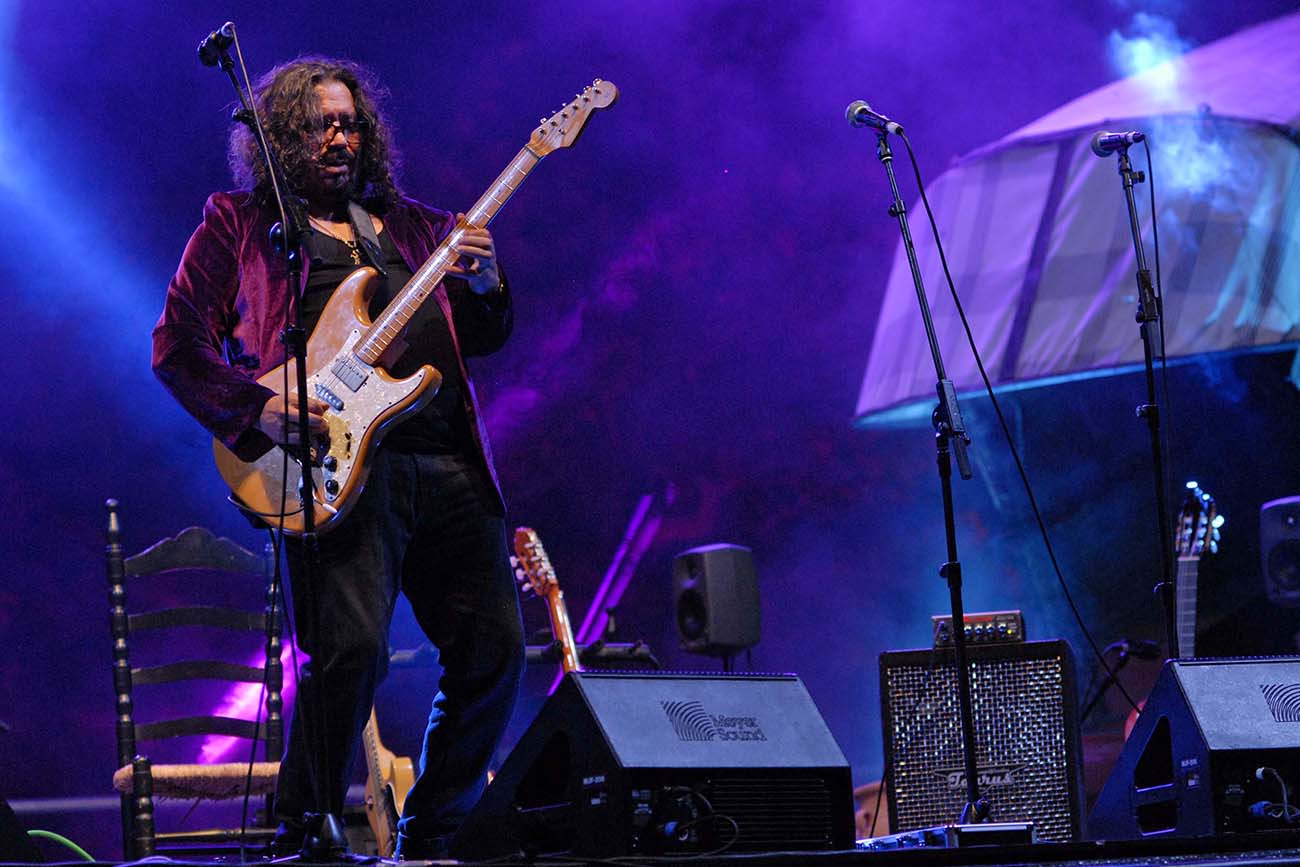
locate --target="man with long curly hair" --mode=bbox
[152,56,524,859]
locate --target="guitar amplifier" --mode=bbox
[880,639,1083,842]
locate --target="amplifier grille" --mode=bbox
[881,641,1079,842]
[704,776,838,851]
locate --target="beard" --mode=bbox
[307,147,359,209]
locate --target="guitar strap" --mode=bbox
[347,200,387,277]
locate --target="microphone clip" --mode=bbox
[198,22,236,69]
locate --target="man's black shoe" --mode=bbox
[270,818,306,857]
[394,831,452,861]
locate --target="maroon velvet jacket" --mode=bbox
[152,190,512,505]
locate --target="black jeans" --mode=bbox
[276,449,524,840]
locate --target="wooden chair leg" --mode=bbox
[130,756,156,858]
[118,793,134,860]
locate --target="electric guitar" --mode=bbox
[361,707,416,857]
[213,80,619,534]
[1174,481,1222,658]
[512,527,582,675]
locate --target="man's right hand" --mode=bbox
[257,392,331,446]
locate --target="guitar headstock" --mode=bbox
[1175,481,1224,560]
[528,79,619,157]
[512,526,560,598]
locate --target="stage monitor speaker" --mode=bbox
[879,638,1083,842]
[1261,495,1300,607]
[1090,657,1300,840]
[451,671,853,859]
[0,796,41,862]
[672,543,760,656]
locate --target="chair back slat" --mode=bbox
[125,526,265,578]
[128,606,267,633]
[131,660,267,687]
[135,715,270,742]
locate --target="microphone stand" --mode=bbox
[204,31,347,861]
[1109,143,1178,659]
[872,131,988,825]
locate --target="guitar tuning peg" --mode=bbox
[509,556,519,567]
[1209,540,1219,555]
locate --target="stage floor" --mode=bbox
[12,833,1300,867]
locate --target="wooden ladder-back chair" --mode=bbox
[106,498,284,858]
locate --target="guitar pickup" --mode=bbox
[314,382,344,412]
[331,355,369,392]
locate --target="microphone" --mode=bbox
[1090,129,1145,157]
[198,21,236,67]
[845,100,904,135]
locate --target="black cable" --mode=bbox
[866,772,886,838]
[897,131,1142,714]
[868,643,950,838]
[238,675,268,859]
[1257,767,1299,824]
[236,527,287,855]
[269,527,310,837]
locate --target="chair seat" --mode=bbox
[113,761,280,799]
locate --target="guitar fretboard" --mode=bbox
[355,145,543,366]
[1175,555,1198,658]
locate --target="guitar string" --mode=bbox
[293,148,531,492]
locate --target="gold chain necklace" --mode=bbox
[309,216,362,265]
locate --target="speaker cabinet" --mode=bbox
[451,672,853,859]
[1261,496,1300,607]
[1090,657,1300,840]
[880,639,1083,842]
[672,544,760,656]
[0,797,40,862]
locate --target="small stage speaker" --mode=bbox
[672,544,760,655]
[880,639,1083,842]
[1261,495,1300,607]
[451,671,853,859]
[1090,657,1300,840]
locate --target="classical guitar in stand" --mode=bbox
[1123,481,1224,738]
[512,527,582,675]
[360,707,415,857]
[1174,481,1223,658]
[214,81,618,534]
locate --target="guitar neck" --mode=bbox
[355,144,543,365]
[362,708,388,786]
[546,587,582,674]
[1176,556,1198,658]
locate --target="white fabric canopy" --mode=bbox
[856,11,1300,425]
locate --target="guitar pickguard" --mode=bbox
[216,329,435,532]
